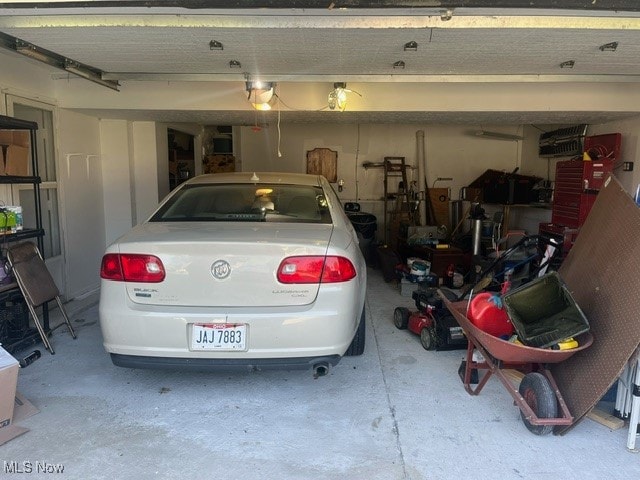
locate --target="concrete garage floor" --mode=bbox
[3,268,639,480]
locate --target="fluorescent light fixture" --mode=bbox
[64,60,120,91]
[246,81,275,111]
[475,130,524,141]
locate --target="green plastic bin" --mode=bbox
[502,272,590,348]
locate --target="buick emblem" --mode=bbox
[211,260,231,280]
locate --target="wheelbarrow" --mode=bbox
[439,291,594,435]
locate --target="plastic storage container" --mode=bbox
[502,272,590,348]
[347,212,377,264]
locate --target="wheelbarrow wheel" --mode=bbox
[518,372,558,435]
[420,327,437,351]
[393,307,409,329]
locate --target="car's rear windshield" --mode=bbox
[149,183,332,223]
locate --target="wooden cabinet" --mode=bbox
[306,148,337,183]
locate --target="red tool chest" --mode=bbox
[551,158,614,228]
[539,132,620,263]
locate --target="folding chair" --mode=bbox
[6,241,77,354]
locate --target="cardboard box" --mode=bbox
[0,130,13,146]
[4,145,30,176]
[0,394,37,446]
[11,131,30,148]
[0,129,31,176]
[0,347,19,430]
[0,347,39,445]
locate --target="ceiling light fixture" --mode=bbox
[209,40,223,51]
[229,60,241,68]
[404,41,418,52]
[328,82,361,112]
[393,61,406,69]
[246,80,275,111]
[599,41,619,52]
[560,60,575,69]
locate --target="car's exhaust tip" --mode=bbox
[312,362,330,378]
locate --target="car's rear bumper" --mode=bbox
[99,278,365,360]
[110,353,341,371]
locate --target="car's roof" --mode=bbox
[186,172,324,187]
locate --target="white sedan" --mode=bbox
[99,172,367,376]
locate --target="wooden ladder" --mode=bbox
[383,156,414,247]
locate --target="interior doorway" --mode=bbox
[167,128,195,191]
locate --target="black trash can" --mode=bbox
[347,212,377,264]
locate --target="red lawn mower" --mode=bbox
[393,235,563,351]
[393,288,467,351]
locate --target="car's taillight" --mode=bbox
[100,253,166,283]
[277,256,356,284]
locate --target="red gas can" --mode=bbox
[468,293,514,339]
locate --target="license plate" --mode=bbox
[191,323,247,351]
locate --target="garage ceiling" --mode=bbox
[1,1,640,125]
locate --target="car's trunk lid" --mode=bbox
[115,222,333,307]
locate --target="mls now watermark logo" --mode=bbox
[4,461,65,474]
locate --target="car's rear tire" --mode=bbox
[345,307,366,356]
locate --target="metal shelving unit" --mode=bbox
[0,114,46,353]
